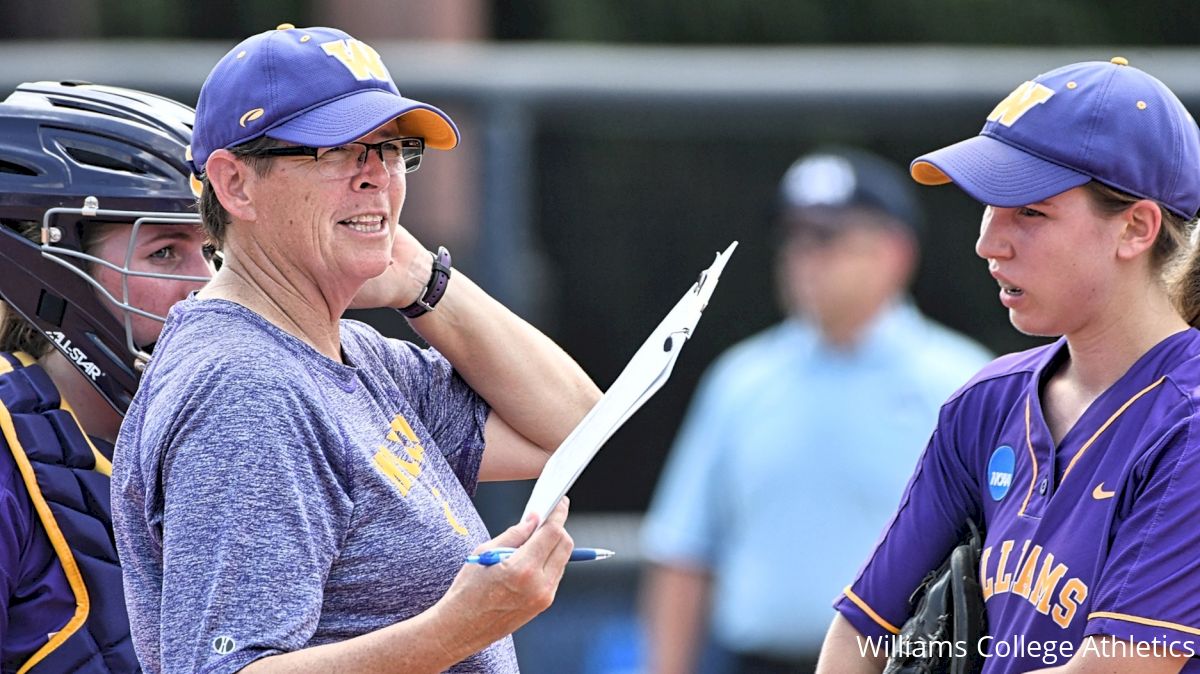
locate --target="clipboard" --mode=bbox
[522,241,738,526]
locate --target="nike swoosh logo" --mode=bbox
[1092,483,1116,500]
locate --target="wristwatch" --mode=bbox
[399,246,452,318]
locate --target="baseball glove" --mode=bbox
[883,520,986,674]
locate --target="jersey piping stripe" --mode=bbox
[0,354,112,476]
[1061,377,1166,483]
[1,396,91,673]
[843,586,901,634]
[1019,395,1039,517]
[0,352,35,373]
[57,396,112,477]
[1088,611,1200,637]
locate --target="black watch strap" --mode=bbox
[399,246,452,318]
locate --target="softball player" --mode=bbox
[0,82,211,672]
[819,59,1200,673]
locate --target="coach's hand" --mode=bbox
[429,498,574,657]
[349,223,432,310]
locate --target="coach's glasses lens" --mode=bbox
[399,139,423,173]
[314,137,424,178]
[379,138,423,174]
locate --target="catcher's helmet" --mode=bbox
[0,81,208,414]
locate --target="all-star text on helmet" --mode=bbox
[0,81,209,414]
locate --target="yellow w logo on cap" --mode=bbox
[987,81,1055,127]
[320,38,388,81]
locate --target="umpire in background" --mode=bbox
[640,148,991,674]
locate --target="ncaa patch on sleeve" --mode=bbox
[987,445,1015,501]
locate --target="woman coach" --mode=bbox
[112,25,600,674]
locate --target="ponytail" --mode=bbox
[0,299,51,357]
[1082,181,1200,327]
[1168,221,1200,327]
[0,220,52,356]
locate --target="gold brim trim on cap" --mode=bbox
[395,108,459,150]
[910,161,952,185]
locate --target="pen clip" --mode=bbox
[466,546,518,566]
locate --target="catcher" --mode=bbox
[0,82,211,672]
[818,59,1200,673]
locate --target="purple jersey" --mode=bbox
[836,329,1200,672]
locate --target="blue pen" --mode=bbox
[465,547,616,566]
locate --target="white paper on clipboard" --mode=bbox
[522,241,738,526]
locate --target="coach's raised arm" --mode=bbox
[111,24,599,674]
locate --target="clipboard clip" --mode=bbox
[691,241,737,312]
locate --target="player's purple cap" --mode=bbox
[189,24,459,175]
[911,58,1200,218]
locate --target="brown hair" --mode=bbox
[196,136,281,248]
[1082,181,1200,326]
[0,300,49,357]
[1171,232,1200,327]
[1,221,52,356]
[0,219,120,357]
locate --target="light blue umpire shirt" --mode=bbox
[641,299,992,658]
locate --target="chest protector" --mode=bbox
[0,352,139,673]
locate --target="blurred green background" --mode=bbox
[5,3,1196,671]
[3,1,1196,515]
[5,0,1200,44]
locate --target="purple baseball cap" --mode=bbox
[189,24,459,175]
[911,58,1200,218]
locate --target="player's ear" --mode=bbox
[204,149,258,223]
[1115,199,1161,261]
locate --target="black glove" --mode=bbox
[883,520,987,674]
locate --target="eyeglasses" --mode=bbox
[246,137,424,179]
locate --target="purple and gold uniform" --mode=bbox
[836,330,1200,671]
[0,82,205,674]
[830,56,1200,672]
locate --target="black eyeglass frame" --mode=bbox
[243,136,425,175]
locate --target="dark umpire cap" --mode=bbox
[779,148,923,237]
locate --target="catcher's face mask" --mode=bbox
[0,80,209,414]
[38,207,213,360]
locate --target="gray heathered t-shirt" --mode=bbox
[111,297,517,674]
